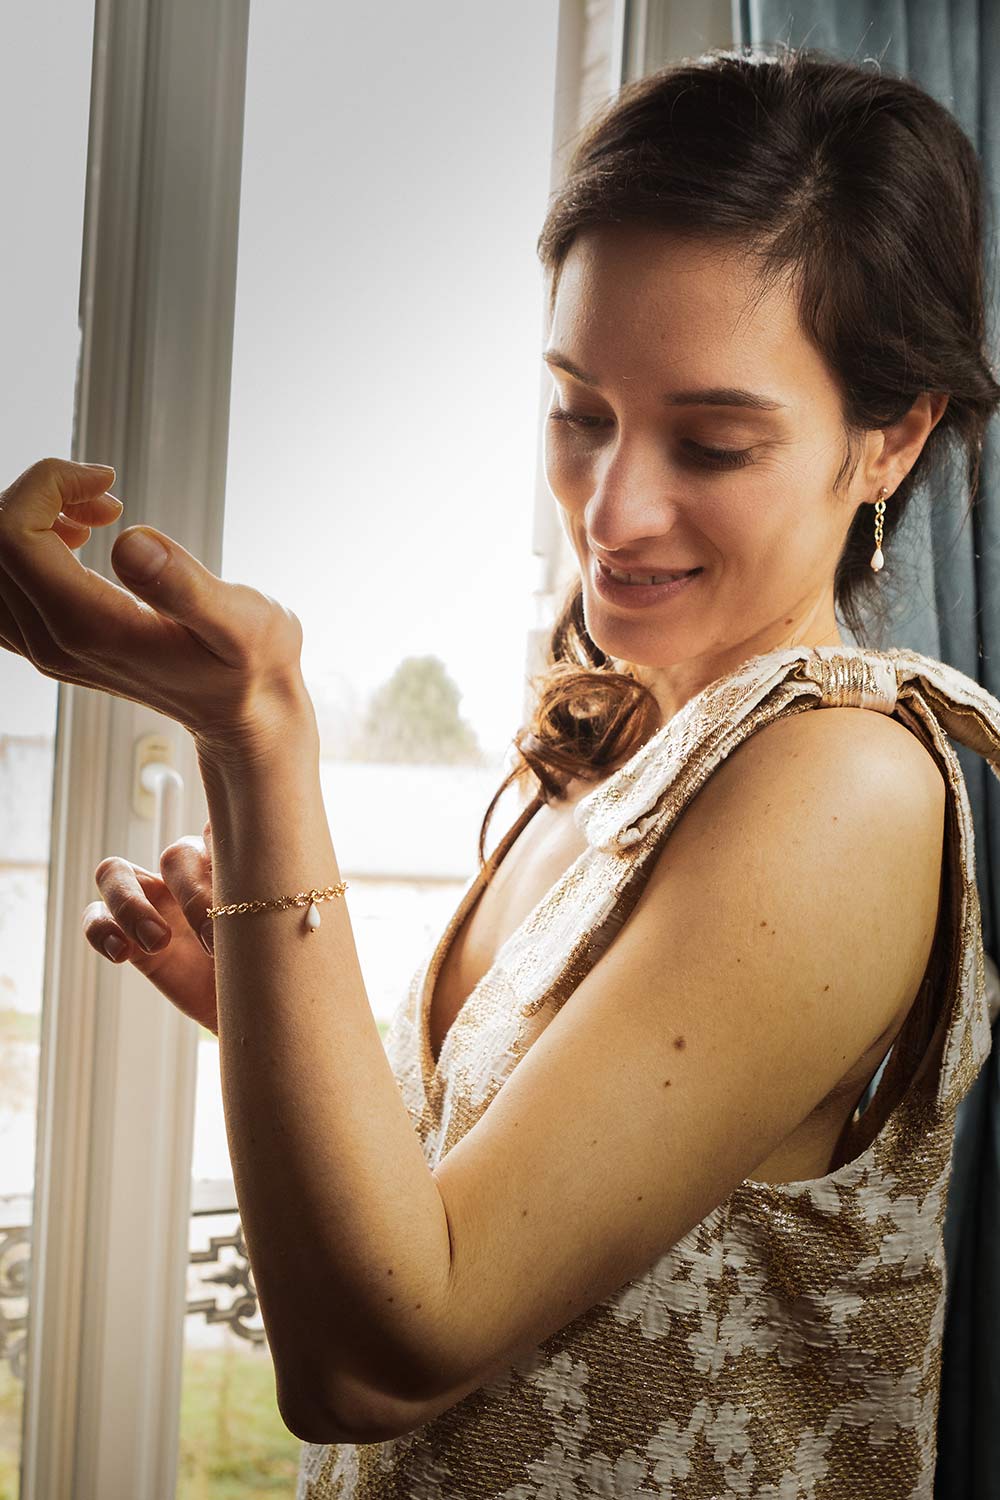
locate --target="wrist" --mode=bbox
[193,673,320,780]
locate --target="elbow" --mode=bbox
[275,1377,350,1445]
[276,1366,422,1447]
[275,1363,356,1445]
[278,1404,352,1446]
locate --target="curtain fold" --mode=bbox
[736,5,1000,1493]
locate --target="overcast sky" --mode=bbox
[1,1,566,757]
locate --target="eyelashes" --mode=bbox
[546,407,756,470]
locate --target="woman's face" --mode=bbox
[542,224,940,714]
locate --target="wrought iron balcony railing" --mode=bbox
[0,1176,264,1383]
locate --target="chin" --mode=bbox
[581,610,691,671]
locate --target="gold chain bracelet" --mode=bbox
[206,881,348,932]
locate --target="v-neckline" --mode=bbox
[411,644,876,1097]
[417,790,548,1094]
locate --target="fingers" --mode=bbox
[53,512,91,542]
[84,851,220,1036]
[158,836,215,938]
[0,485,96,656]
[0,457,115,524]
[1,457,285,674]
[0,458,138,663]
[87,838,213,963]
[61,491,123,524]
[0,454,306,747]
[0,458,118,541]
[85,859,177,961]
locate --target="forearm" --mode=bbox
[195,699,452,1436]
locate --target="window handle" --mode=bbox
[133,731,185,865]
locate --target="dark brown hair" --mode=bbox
[477,43,1000,866]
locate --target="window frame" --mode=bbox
[22,3,249,1496]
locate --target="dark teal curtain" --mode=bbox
[736,4,1000,1494]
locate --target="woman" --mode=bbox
[6,42,999,1499]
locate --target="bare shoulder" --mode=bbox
[661,702,947,1009]
[747,699,945,783]
[688,700,949,1078]
[685,702,947,858]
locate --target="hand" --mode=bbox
[83,819,219,1036]
[0,457,311,757]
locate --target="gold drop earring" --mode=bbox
[870,487,889,572]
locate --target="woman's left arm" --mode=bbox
[0,457,453,1443]
[195,714,455,1446]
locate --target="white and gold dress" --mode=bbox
[297,644,999,1499]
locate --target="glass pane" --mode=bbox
[179,2,581,1489]
[0,6,97,1494]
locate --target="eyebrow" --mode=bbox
[541,349,788,411]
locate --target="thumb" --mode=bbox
[113,525,174,584]
[110,523,268,667]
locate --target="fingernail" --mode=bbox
[104,934,128,961]
[199,922,215,956]
[117,529,168,581]
[137,918,168,952]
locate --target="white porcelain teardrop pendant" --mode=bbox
[305,900,322,931]
[870,546,884,572]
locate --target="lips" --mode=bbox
[596,557,701,581]
[592,556,704,608]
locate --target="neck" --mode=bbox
[630,627,843,732]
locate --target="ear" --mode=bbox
[866,391,949,495]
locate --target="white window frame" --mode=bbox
[22,3,249,1497]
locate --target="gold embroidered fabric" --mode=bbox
[296,644,999,1499]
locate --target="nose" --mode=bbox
[584,432,685,553]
